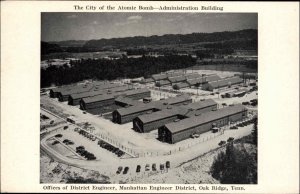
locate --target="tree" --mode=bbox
[210,142,257,184]
[252,117,258,146]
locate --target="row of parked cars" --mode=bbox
[62,139,74,145]
[229,117,257,129]
[78,129,97,141]
[76,146,96,160]
[116,161,170,175]
[242,99,258,106]
[97,140,125,157]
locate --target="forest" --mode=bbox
[210,118,258,184]
[41,55,196,88]
[41,29,257,55]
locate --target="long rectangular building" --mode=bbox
[57,84,95,102]
[56,82,122,102]
[158,104,247,144]
[133,99,217,133]
[80,88,151,113]
[68,85,128,105]
[202,76,243,91]
[112,95,192,124]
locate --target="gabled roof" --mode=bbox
[206,75,222,82]
[70,90,106,100]
[82,94,115,104]
[69,85,129,100]
[186,73,201,80]
[122,88,150,96]
[115,104,155,116]
[115,95,192,116]
[156,80,171,86]
[60,84,94,96]
[152,74,168,81]
[136,106,185,124]
[185,99,217,110]
[173,82,190,89]
[168,75,186,83]
[169,71,184,77]
[136,99,217,124]
[164,104,246,134]
[186,74,222,86]
[141,78,154,83]
[208,76,243,88]
[115,96,143,106]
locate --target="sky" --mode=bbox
[41,13,257,42]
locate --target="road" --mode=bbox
[40,106,254,177]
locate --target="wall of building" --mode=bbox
[160,110,247,144]
[58,94,70,102]
[68,97,81,106]
[134,115,179,133]
[113,109,156,124]
[127,92,151,100]
[193,105,218,115]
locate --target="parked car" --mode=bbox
[230,126,238,129]
[166,161,170,169]
[52,140,60,145]
[160,164,164,171]
[116,166,123,174]
[55,134,63,138]
[123,167,129,174]
[145,164,150,171]
[136,165,141,173]
[152,164,157,171]
[63,126,68,130]
[62,139,69,143]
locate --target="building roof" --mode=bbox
[82,94,115,104]
[168,75,186,83]
[81,88,150,105]
[70,90,106,100]
[164,104,246,134]
[156,80,171,86]
[115,96,143,106]
[57,82,123,96]
[115,103,155,116]
[208,76,243,88]
[141,78,154,83]
[186,74,222,86]
[69,85,129,100]
[166,71,184,77]
[185,73,201,80]
[122,88,150,97]
[173,82,190,89]
[136,106,185,124]
[185,99,217,110]
[159,94,191,105]
[136,99,216,124]
[206,75,221,82]
[59,84,95,96]
[152,73,168,81]
[115,95,191,116]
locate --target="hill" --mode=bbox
[83,29,257,49]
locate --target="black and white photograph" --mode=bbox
[2,1,299,193]
[40,12,258,185]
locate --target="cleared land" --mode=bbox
[40,69,257,183]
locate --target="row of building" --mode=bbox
[80,88,151,113]
[141,71,244,91]
[49,79,248,144]
[111,92,247,144]
[112,94,192,124]
[49,81,152,114]
[158,104,247,143]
